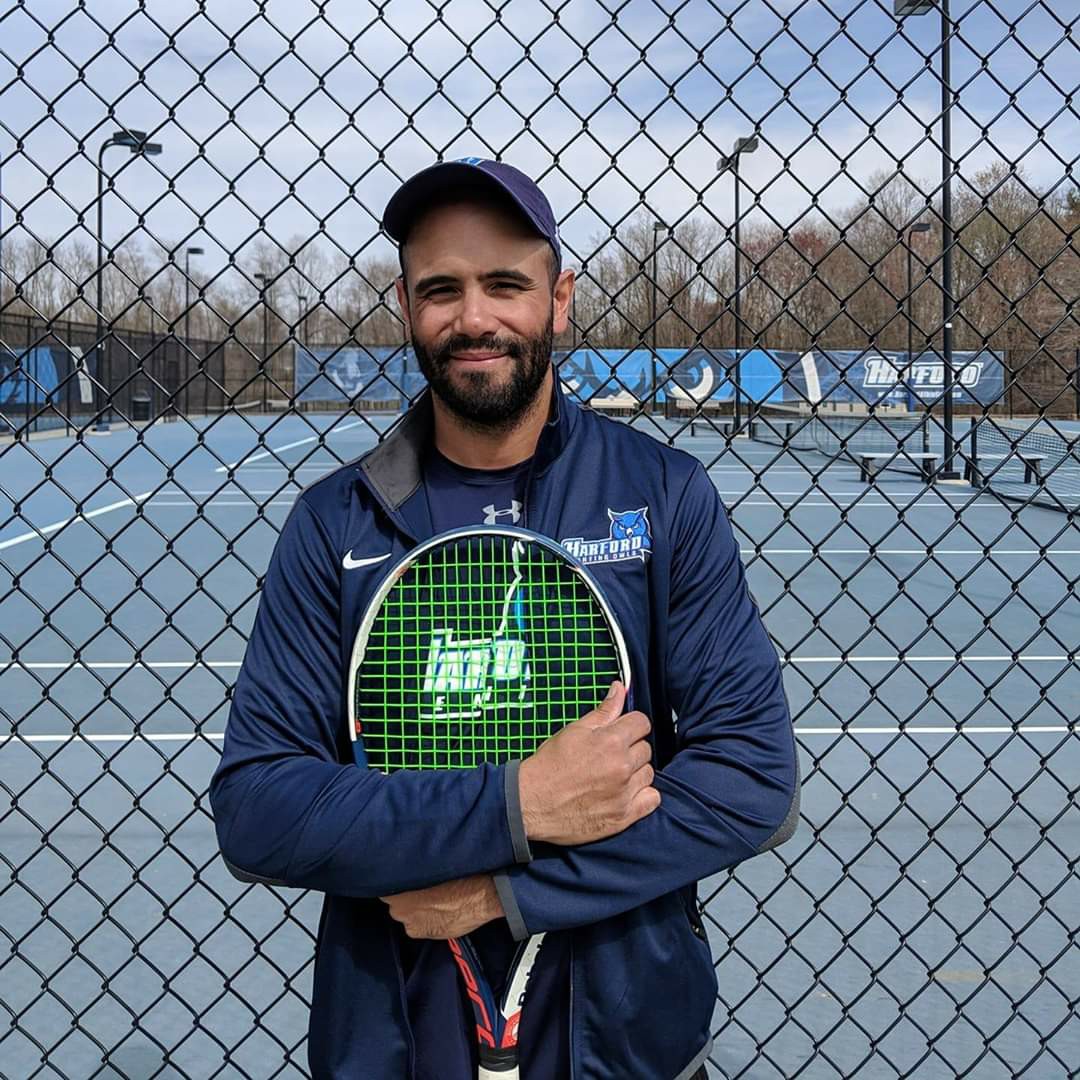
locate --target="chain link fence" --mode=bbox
[1,0,1078,1076]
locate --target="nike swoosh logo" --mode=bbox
[342,550,392,570]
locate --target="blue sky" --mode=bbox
[0,0,1076,280]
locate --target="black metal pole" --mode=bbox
[941,0,959,477]
[262,287,269,413]
[650,227,659,414]
[95,140,111,430]
[907,239,913,386]
[733,172,742,430]
[184,251,192,352]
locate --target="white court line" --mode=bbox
[708,465,870,472]
[1,655,1073,674]
[156,489,294,495]
[790,655,1075,664]
[0,727,1070,745]
[147,500,295,507]
[793,726,1072,735]
[728,499,1008,509]
[231,464,349,472]
[0,490,155,552]
[217,421,369,472]
[0,661,241,671]
[740,548,1080,556]
[1,733,225,744]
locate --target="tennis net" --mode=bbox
[966,417,1080,513]
[751,402,932,476]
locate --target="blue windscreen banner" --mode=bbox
[294,344,1004,409]
[295,345,425,402]
[0,344,96,432]
[784,349,1004,408]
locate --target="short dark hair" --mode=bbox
[397,184,561,290]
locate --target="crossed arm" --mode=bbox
[382,680,656,937]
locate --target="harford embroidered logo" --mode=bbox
[561,508,652,565]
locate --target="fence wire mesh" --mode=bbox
[1,0,1078,1076]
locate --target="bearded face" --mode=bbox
[411,315,554,432]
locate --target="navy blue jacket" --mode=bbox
[210,383,800,1079]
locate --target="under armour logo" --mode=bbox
[483,500,522,525]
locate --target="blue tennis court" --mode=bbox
[3,410,1077,1077]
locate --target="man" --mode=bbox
[210,159,799,1079]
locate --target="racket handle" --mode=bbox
[478,1066,519,1080]
[479,1048,520,1078]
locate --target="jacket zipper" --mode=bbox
[389,930,418,1078]
[568,935,576,1080]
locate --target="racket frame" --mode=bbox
[346,525,632,762]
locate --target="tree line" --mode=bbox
[2,165,1077,409]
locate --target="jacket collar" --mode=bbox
[358,366,578,523]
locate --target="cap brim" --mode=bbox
[383,161,559,254]
[382,163,514,243]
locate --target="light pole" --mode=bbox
[184,246,204,351]
[906,222,932,406]
[0,156,5,303]
[717,135,759,431]
[94,129,163,430]
[650,220,668,413]
[254,271,273,412]
[895,0,959,475]
[298,294,309,348]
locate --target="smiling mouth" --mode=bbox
[450,352,509,363]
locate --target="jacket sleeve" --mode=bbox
[494,462,800,939]
[209,495,529,897]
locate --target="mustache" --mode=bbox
[429,335,525,364]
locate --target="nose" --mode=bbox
[455,283,500,340]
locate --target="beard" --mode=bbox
[411,316,553,432]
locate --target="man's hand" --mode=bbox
[381,875,504,939]
[518,681,660,846]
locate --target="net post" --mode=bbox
[1074,348,1079,419]
[967,416,977,483]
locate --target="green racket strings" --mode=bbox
[355,535,621,772]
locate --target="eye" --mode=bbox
[492,281,522,291]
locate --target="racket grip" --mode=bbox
[479,1047,520,1078]
[478,1065,519,1079]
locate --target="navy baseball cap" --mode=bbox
[382,158,561,267]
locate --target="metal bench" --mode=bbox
[858,451,939,483]
[964,452,1046,486]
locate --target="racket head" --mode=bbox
[347,526,630,772]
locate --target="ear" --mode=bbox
[552,269,574,337]
[607,508,617,522]
[394,275,412,339]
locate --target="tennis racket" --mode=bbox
[347,526,631,1079]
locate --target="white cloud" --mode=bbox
[0,0,1073,279]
